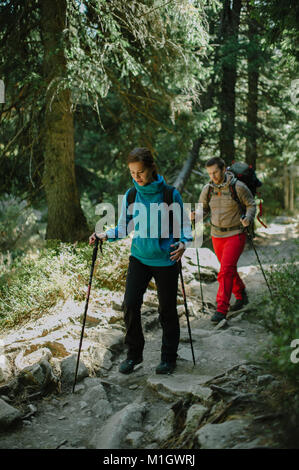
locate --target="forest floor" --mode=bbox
[0,215,298,451]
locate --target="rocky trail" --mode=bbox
[0,216,298,450]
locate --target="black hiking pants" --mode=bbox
[123,255,180,363]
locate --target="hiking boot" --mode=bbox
[155,361,176,375]
[230,289,248,312]
[119,358,142,374]
[211,311,226,324]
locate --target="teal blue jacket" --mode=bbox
[105,175,193,267]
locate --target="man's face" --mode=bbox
[206,164,225,185]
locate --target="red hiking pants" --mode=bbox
[212,233,246,315]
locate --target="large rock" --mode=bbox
[181,404,208,438]
[195,419,250,449]
[0,354,12,383]
[18,359,58,391]
[125,431,144,447]
[14,348,52,371]
[60,354,89,386]
[198,331,262,369]
[185,281,218,306]
[93,403,147,449]
[89,346,113,371]
[181,260,218,283]
[81,380,113,420]
[0,398,22,430]
[87,328,124,353]
[83,383,107,402]
[147,374,213,402]
[148,409,176,443]
[184,248,220,271]
[93,399,113,420]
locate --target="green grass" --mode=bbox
[0,239,130,331]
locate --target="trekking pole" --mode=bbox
[178,259,196,366]
[192,220,206,314]
[196,249,206,313]
[245,227,273,299]
[72,235,103,393]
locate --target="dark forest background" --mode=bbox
[0,0,298,247]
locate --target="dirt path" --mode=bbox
[0,216,298,450]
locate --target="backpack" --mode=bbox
[207,162,266,228]
[227,162,262,197]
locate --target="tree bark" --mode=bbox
[284,165,290,210]
[219,0,242,165]
[40,0,89,242]
[245,4,259,170]
[290,165,294,212]
[173,138,203,192]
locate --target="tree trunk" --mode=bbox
[40,0,89,242]
[173,138,203,192]
[284,165,290,210]
[245,4,259,170]
[290,165,295,212]
[219,0,242,165]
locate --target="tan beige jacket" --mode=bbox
[199,171,256,238]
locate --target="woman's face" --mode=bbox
[128,161,155,186]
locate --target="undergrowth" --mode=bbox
[257,257,299,385]
[255,257,299,447]
[0,239,130,331]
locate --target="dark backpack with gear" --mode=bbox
[227,162,262,198]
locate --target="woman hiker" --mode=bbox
[192,157,256,324]
[89,147,193,374]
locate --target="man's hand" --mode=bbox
[170,242,185,262]
[240,217,250,228]
[89,232,108,245]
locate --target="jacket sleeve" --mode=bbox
[105,190,133,241]
[173,189,193,247]
[198,184,211,220]
[235,182,256,222]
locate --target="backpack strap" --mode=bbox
[229,181,246,216]
[127,187,137,206]
[206,185,213,204]
[163,184,175,205]
[162,184,176,240]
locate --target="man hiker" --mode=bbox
[192,157,256,324]
[89,147,193,374]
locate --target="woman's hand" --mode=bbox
[170,242,185,262]
[89,232,108,245]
